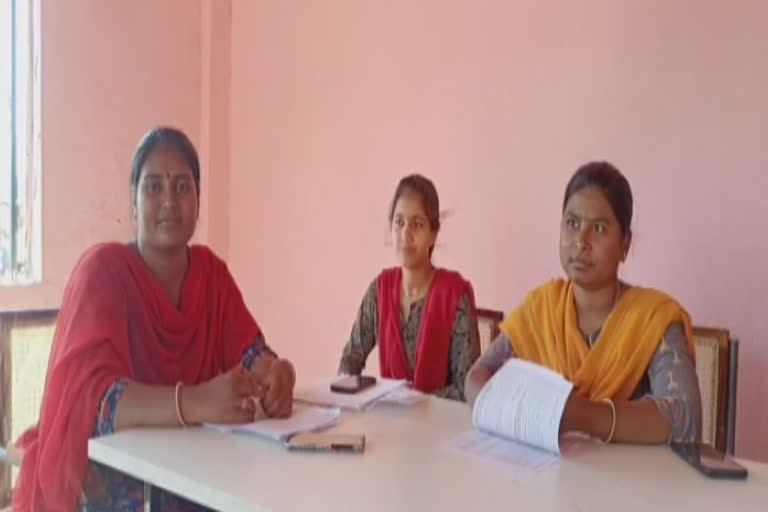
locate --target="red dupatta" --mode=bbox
[13,243,261,511]
[377,267,474,392]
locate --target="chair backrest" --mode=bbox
[0,309,58,505]
[476,308,504,354]
[692,326,738,454]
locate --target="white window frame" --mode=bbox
[1,0,41,286]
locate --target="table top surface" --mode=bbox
[89,397,768,512]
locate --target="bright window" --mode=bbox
[0,0,40,286]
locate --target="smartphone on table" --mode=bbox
[330,375,377,394]
[670,442,748,479]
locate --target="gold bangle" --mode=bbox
[602,397,616,443]
[175,381,188,427]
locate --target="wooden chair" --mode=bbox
[476,308,504,354]
[0,309,58,505]
[692,326,739,454]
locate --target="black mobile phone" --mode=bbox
[330,375,377,394]
[670,442,748,479]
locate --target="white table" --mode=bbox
[89,397,768,512]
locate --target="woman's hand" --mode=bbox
[261,358,295,418]
[185,364,265,425]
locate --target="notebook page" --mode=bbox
[206,405,341,441]
[376,386,427,406]
[472,359,573,454]
[446,430,560,472]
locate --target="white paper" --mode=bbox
[295,377,407,410]
[376,386,427,406]
[205,405,341,442]
[472,358,573,454]
[446,430,560,472]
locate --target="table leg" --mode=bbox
[144,481,152,512]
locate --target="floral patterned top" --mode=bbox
[339,277,480,401]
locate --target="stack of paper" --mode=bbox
[295,377,407,410]
[205,405,341,442]
[472,358,573,454]
[376,386,427,406]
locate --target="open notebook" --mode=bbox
[205,405,341,442]
[472,359,573,454]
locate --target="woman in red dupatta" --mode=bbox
[338,175,480,401]
[12,127,295,512]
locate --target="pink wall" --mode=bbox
[0,0,226,310]
[229,0,768,460]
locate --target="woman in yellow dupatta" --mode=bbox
[466,162,702,444]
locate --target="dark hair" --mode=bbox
[388,174,441,256]
[562,161,633,237]
[130,127,200,199]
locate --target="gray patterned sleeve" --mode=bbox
[472,333,514,374]
[434,292,481,401]
[338,278,379,375]
[644,323,703,442]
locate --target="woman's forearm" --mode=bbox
[112,381,181,431]
[112,381,206,431]
[560,393,671,444]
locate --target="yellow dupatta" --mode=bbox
[499,279,694,401]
